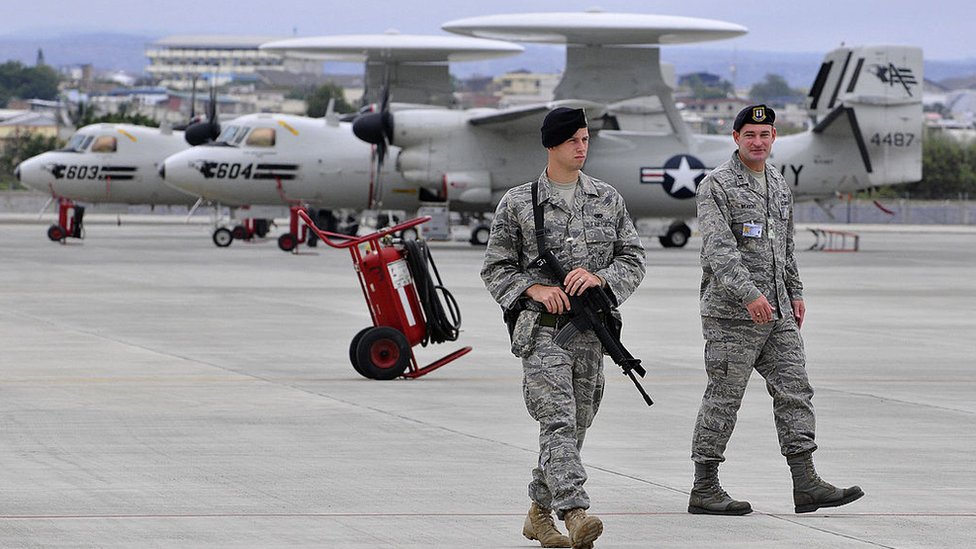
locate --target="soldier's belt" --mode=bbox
[538,312,570,328]
[538,311,606,328]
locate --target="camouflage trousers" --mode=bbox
[692,315,817,463]
[522,325,605,519]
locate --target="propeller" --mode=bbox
[184,78,222,146]
[352,70,394,209]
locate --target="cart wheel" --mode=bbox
[213,227,233,247]
[469,224,490,246]
[231,224,248,240]
[278,232,297,252]
[47,224,66,242]
[356,326,411,380]
[349,327,373,378]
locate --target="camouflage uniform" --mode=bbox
[692,150,817,464]
[481,170,645,518]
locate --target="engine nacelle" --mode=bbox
[391,109,470,148]
[444,171,492,205]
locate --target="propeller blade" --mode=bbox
[189,76,197,120]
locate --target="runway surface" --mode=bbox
[1,221,974,548]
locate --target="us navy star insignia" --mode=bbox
[639,154,710,199]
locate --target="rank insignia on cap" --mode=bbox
[733,104,775,131]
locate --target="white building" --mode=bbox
[145,35,321,90]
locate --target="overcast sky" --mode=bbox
[6,0,972,61]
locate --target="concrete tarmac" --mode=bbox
[1,221,974,548]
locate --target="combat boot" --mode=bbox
[787,451,864,513]
[563,508,603,549]
[687,462,753,515]
[522,502,571,548]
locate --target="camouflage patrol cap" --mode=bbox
[733,104,776,131]
[541,107,588,148]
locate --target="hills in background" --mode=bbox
[3,32,976,90]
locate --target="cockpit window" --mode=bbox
[66,134,94,152]
[217,125,245,144]
[245,128,275,147]
[90,136,117,153]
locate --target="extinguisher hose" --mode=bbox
[403,240,461,345]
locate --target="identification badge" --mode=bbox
[742,222,763,238]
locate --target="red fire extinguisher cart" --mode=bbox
[298,209,471,380]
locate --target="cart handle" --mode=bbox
[297,209,431,249]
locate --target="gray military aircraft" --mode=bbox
[161,33,523,250]
[350,12,922,246]
[162,13,923,249]
[15,122,198,242]
[12,86,258,243]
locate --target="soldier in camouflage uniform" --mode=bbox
[690,104,864,515]
[481,107,645,548]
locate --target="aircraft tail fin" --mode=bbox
[806,45,923,186]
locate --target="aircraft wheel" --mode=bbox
[469,224,490,246]
[355,326,411,380]
[47,224,66,242]
[212,228,233,247]
[277,232,298,252]
[349,327,374,378]
[231,224,248,240]
[659,222,691,248]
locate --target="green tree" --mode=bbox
[873,135,976,199]
[913,135,976,198]
[683,73,733,100]
[304,83,354,117]
[0,132,63,189]
[749,73,803,105]
[0,61,60,107]
[70,101,160,128]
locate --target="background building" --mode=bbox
[145,35,321,90]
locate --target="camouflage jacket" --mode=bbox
[481,170,646,312]
[697,151,803,320]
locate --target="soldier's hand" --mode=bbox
[792,299,805,329]
[525,284,571,314]
[746,295,774,324]
[563,267,603,296]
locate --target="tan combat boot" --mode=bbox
[688,462,753,515]
[522,502,571,548]
[563,508,603,549]
[787,451,864,513]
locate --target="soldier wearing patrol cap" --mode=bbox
[688,104,865,516]
[481,107,645,548]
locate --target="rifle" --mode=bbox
[532,250,653,407]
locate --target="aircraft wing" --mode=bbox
[468,100,607,134]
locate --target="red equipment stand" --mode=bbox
[278,205,313,252]
[297,209,471,380]
[47,198,85,243]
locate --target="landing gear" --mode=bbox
[212,227,233,247]
[210,217,273,248]
[46,199,84,243]
[659,221,692,248]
